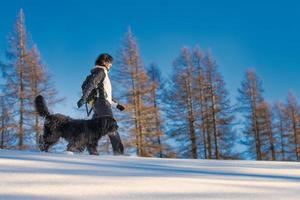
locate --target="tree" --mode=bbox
[192,46,209,159]
[146,63,171,157]
[5,9,32,149]
[256,101,276,160]
[166,47,198,158]
[114,27,154,156]
[2,9,62,150]
[0,61,16,148]
[0,93,15,149]
[285,91,300,161]
[200,50,235,159]
[26,45,63,149]
[273,101,289,161]
[238,69,264,160]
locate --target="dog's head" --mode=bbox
[38,118,62,152]
[38,132,60,152]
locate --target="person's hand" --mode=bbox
[117,104,125,111]
[77,98,85,108]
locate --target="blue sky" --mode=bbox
[0,0,299,116]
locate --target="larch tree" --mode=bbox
[200,50,235,159]
[238,69,264,160]
[3,9,62,150]
[113,27,153,156]
[285,91,300,161]
[192,46,209,159]
[256,101,276,160]
[5,9,32,149]
[145,63,163,157]
[145,63,175,158]
[273,101,290,161]
[166,47,198,159]
[0,96,14,149]
[0,62,16,148]
[26,45,63,149]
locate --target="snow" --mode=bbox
[0,150,299,200]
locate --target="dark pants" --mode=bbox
[107,131,124,155]
[92,100,124,155]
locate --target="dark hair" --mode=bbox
[95,53,113,66]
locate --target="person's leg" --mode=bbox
[108,131,124,155]
[93,101,124,155]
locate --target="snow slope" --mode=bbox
[0,150,299,200]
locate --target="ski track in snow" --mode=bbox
[0,149,299,200]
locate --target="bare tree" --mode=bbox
[238,69,264,160]
[200,50,235,159]
[192,46,209,159]
[114,27,154,156]
[2,9,63,150]
[0,93,16,149]
[285,91,300,161]
[26,45,63,149]
[256,101,276,160]
[146,63,172,157]
[5,9,32,149]
[166,47,198,158]
[273,101,289,160]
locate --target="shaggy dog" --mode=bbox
[35,95,120,155]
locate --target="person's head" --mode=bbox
[95,53,113,70]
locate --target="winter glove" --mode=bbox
[116,104,125,111]
[77,98,85,108]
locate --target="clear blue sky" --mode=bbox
[0,0,299,116]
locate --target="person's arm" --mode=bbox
[111,99,118,108]
[77,69,105,108]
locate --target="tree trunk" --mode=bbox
[185,79,198,159]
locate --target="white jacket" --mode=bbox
[94,65,118,108]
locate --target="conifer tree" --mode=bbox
[256,101,276,160]
[26,45,62,149]
[200,51,235,159]
[5,9,31,149]
[273,101,289,160]
[2,9,62,149]
[285,91,300,161]
[238,69,264,160]
[0,61,16,148]
[192,46,209,159]
[146,63,167,157]
[166,47,198,158]
[114,27,154,156]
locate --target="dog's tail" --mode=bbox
[35,95,50,118]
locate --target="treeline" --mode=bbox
[113,28,300,161]
[1,10,299,161]
[238,71,300,161]
[0,10,62,150]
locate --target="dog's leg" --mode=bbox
[66,141,78,152]
[87,142,99,155]
[66,140,86,153]
[77,146,86,153]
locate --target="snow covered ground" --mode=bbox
[0,150,299,200]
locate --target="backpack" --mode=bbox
[81,73,98,116]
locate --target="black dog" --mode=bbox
[35,95,122,155]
